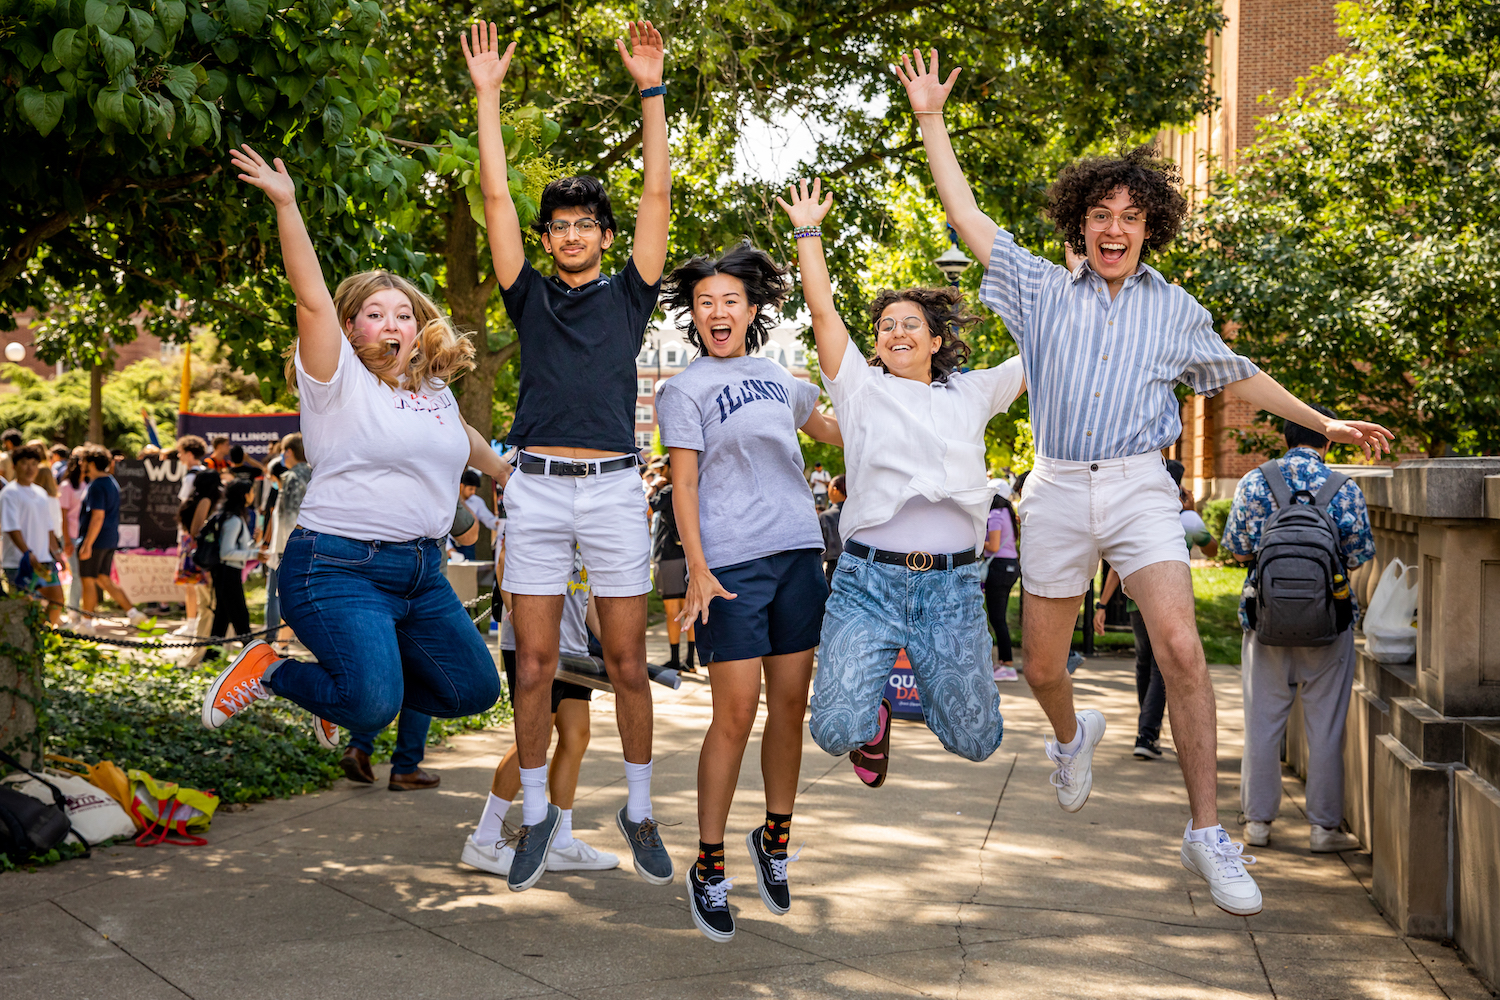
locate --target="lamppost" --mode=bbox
[933,223,972,287]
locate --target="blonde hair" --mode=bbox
[284,271,476,391]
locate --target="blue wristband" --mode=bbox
[640,84,666,99]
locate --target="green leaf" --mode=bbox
[183,100,212,145]
[17,88,66,138]
[235,73,275,118]
[84,0,126,34]
[52,27,88,71]
[190,9,218,43]
[161,63,197,101]
[155,0,185,40]
[212,38,239,62]
[224,0,268,33]
[13,38,45,71]
[127,7,154,45]
[275,71,312,107]
[538,117,561,149]
[96,28,136,80]
[320,101,342,142]
[94,84,136,129]
[200,67,229,101]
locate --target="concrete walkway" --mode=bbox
[4,637,1495,999]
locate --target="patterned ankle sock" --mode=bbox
[696,840,725,880]
[763,812,792,856]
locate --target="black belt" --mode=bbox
[516,453,639,477]
[844,540,978,572]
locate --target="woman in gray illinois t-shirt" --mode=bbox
[656,242,843,943]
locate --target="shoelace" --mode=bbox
[699,874,736,909]
[632,816,664,849]
[218,677,267,714]
[503,821,532,854]
[768,844,804,883]
[1045,740,1077,790]
[1205,837,1257,877]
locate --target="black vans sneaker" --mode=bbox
[1133,736,1163,760]
[686,865,736,942]
[745,826,800,915]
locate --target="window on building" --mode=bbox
[635,431,654,450]
[792,348,806,368]
[637,346,657,366]
[637,377,653,397]
[663,345,681,366]
[636,404,653,423]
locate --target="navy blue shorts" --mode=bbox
[697,548,828,665]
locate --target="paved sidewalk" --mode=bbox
[3,640,1495,999]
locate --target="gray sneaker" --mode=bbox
[616,806,674,885]
[506,804,561,892]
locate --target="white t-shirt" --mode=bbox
[851,496,975,555]
[823,338,1024,551]
[809,468,831,494]
[294,334,470,542]
[1,483,57,569]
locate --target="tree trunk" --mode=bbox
[89,362,105,444]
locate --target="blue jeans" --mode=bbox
[264,565,280,633]
[811,551,1004,762]
[267,529,500,732]
[349,709,432,773]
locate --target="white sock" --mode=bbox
[519,765,549,826]
[474,793,511,846]
[553,808,574,849]
[624,759,653,822]
[1056,717,1085,755]
[1186,822,1224,844]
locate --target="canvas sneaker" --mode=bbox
[1181,824,1263,915]
[507,804,562,892]
[1244,820,1271,847]
[201,639,278,730]
[1044,709,1106,813]
[126,607,148,627]
[1133,736,1163,760]
[313,716,339,750]
[1310,825,1359,853]
[745,826,801,915]
[616,806,674,885]
[546,837,619,872]
[686,865,736,942]
[460,834,515,877]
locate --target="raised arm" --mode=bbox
[1230,372,1395,460]
[617,20,669,283]
[229,144,341,381]
[776,179,850,379]
[893,49,999,267]
[463,22,525,290]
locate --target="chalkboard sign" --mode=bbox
[113,458,188,551]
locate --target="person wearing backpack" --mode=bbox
[178,471,223,659]
[205,479,259,660]
[1220,405,1375,853]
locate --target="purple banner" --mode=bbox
[176,412,301,463]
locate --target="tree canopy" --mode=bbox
[1185,0,1500,457]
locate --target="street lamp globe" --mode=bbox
[933,243,972,286]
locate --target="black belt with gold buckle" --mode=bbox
[844,540,978,571]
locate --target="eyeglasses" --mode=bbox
[1085,209,1146,232]
[876,317,927,334]
[543,218,601,237]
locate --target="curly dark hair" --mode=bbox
[532,175,618,236]
[1045,144,1188,257]
[867,286,978,384]
[662,241,791,355]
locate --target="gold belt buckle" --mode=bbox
[905,550,935,572]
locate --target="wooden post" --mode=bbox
[88,362,104,444]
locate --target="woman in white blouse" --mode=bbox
[780,179,1025,786]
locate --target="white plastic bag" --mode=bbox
[1363,559,1418,663]
[2,769,138,844]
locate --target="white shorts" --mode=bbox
[501,456,651,598]
[1016,452,1187,598]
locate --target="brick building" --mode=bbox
[2,308,174,378]
[1159,0,1345,500]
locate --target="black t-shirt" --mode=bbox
[648,483,684,562]
[500,257,660,454]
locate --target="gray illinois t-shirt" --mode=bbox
[656,354,826,569]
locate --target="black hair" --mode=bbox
[229,444,245,463]
[867,286,979,384]
[1165,459,1185,486]
[830,473,846,496]
[662,241,791,355]
[10,444,43,464]
[1284,404,1335,451]
[1012,470,1029,498]
[989,492,1019,536]
[65,452,83,489]
[178,471,223,530]
[533,175,617,236]
[85,448,111,472]
[2,428,21,446]
[220,478,254,519]
[1045,143,1189,257]
[460,469,482,488]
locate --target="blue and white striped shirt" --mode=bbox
[977,229,1258,462]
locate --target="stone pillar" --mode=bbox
[1372,734,1451,937]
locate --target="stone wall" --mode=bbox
[1279,458,1500,987]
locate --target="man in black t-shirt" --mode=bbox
[464,19,673,892]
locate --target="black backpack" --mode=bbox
[193,511,227,570]
[0,749,88,857]
[1245,461,1354,647]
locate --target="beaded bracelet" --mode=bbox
[792,226,822,240]
[640,84,666,98]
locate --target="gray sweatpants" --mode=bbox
[1240,628,1355,830]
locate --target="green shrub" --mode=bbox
[1200,498,1238,565]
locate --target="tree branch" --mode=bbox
[124,166,221,190]
[596,126,643,171]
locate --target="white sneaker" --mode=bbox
[460,835,515,877]
[1244,820,1271,847]
[1310,825,1359,853]
[1181,824,1262,915]
[72,617,96,634]
[1044,709,1106,813]
[546,837,620,872]
[127,607,147,627]
[173,618,199,636]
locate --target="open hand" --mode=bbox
[229,144,295,207]
[893,48,960,115]
[1324,419,1395,460]
[616,19,664,89]
[775,177,834,229]
[678,565,736,627]
[462,20,515,94]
